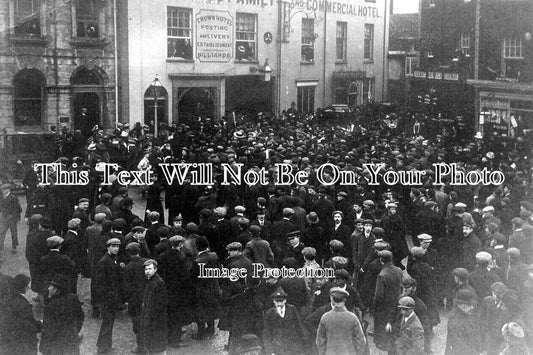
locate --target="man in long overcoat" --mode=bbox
[39,274,84,355]
[445,289,482,355]
[124,242,147,353]
[373,250,403,352]
[141,259,168,354]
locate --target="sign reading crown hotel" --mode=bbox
[196,10,233,62]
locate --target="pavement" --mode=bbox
[0,187,449,355]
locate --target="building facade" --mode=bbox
[0,0,118,165]
[118,0,390,126]
[414,0,533,137]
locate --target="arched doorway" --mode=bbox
[144,85,168,126]
[177,88,216,124]
[348,82,359,108]
[71,66,105,136]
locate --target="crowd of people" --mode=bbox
[0,103,533,355]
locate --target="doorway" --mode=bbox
[177,87,216,124]
[73,93,100,136]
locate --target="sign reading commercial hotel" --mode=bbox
[196,10,233,62]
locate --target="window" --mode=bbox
[297,85,315,113]
[364,24,374,61]
[13,69,45,126]
[503,37,523,59]
[15,0,40,35]
[167,7,193,60]
[336,22,347,62]
[460,32,471,57]
[405,56,420,76]
[236,13,257,61]
[363,78,374,102]
[301,18,315,63]
[76,0,99,38]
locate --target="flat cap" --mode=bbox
[107,237,122,246]
[67,218,81,229]
[337,191,348,198]
[452,268,469,281]
[226,242,243,251]
[132,226,146,233]
[113,218,127,229]
[410,246,426,257]
[482,206,495,213]
[271,289,288,299]
[454,289,477,305]
[287,230,300,239]
[398,296,416,309]
[126,242,140,252]
[214,207,227,217]
[169,235,185,245]
[476,251,492,262]
[329,239,344,251]
[507,247,521,257]
[417,233,432,242]
[363,219,373,225]
[332,210,344,218]
[329,286,349,297]
[502,322,525,339]
[511,217,524,226]
[363,200,375,206]
[46,235,64,247]
[282,207,295,216]
[94,213,107,223]
[78,198,90,204]
[424,201,437,208]
[387,203,398,209]
[455,202,467,209]
[490,281,507,294]
[234,205,246,213]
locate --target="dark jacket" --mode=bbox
[39,292,84,355]
[263,304,307,355]
[243,238,275,267]
[141,273,168,353]
[39,250,77,294]
[124,255,148,316]
[93,252,123,307]
[192,250,222,320]
[4,292,41,355]
[445,307,481,355]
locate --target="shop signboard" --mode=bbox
[196,10,233,62]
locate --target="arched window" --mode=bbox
[144,85,168,126]
[13,69,45,126]
[348,82,359,107]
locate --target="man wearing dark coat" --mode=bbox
[263,289,308,355]
[380,204,408,268]
[62,218,86,280]
[39,236,77,294]
[144,211,163,255]
[124,242,148,353]
[351,219,376,286]
[39,274,84,355]
[329,211,351,258]
[270,208,298,266]
[468,251,502,299]
[0,183,22,253]
[152,226,171,260]
[243,225,275,267]
[25,216,52,296]
[214,207,233,260]
[373,250,403,352]
[157,236,193,347]
[5,274,41,355]
[445,289,481,355]
[94,238,123,354]
[141,259,168,354]
[192,236,222,339]
[251,208,273,243]
[301,212,327,262]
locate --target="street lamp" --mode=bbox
[149,75,163,138]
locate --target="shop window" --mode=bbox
[15,0,40,35]
[364,24,374,61]
[13,69,45,126]
[301,18,315,63]
[460,32,470,57]
[167,7,193,60]
[236,13,257,61]
[336,22,347,62]
[405,56,420,76]
[76,0,99,38]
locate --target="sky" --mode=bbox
[393,0,419,14]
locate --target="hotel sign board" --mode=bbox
[196,10,233,62]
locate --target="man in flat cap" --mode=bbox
[393,296,425,355]
[94,238,123,354]
[124,242,148,352]
[478,282,511,355]
[243,224,275,268]
[413,201,445,244]
[230,205,247,239]
[263,288,307,355]
[449,268,478,310]
[316,287,366,355]
[301,212,327,263]
[312,188,335,235]
[271,207,298,266]
[141,259,168,354]
[0,183,22,254]
[62,218,86,282]
[351,218,376,287]
[286,230,305,267]
[145,211,164,256]
[192,236,221,340]
[461,222,482,271]
[373,250,403,352]
[445,289,481,355]
[468,251,502,298]
[39,236,77,295]
[157,235,191,347]
[335,191,352,226]
[381,203,408,269]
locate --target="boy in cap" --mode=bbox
[468,251,502,298]
[40,236,77,295]
[393,296,425,355]
[0,183,22,254]
[445,289,481,355]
